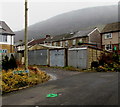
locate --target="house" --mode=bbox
[15,37,47,52]
[64,27,101,48]
[0,21,15,53]
[101,22,120,53]
[44,27,101,48]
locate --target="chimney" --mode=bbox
[46,35,50,38]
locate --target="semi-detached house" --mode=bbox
[101,22,120,53]
[0,21,15,53]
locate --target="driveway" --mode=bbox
[39,67,82,80]
[2,67,119,106]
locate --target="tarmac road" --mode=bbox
[2,67,119,106]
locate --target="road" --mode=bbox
[2,67,119,106]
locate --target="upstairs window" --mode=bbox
[60,41,63,47]
[105,44,112,51]
[54,42,56,46]
[0,35,7,42]
[105,33,112,39]
[65,41,68,46]
[3,35,7,42]
[49,43,52,46]
[73,39,76,45]
[79,39,83,43]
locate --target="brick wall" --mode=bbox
[87,48,104,68]
[0,44,14,53]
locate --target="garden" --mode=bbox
[0,54,50,94]
[91,52,120,72]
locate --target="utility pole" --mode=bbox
[24,0,28,70]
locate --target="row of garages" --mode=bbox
[28,46,105,69]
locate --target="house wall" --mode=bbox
[0,44,14,53]
[102,44,120,54]
[0,35,14,45]
[52,37,89,48]
[0,35,14,53]
[67,37,89,47]
[102,32,119,45]
[89,29,101,47]
[76,37,89,44]
[102,32,120,53]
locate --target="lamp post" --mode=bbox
[24,0,28,70]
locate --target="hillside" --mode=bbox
[15,5,118,42]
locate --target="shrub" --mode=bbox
[1,67,50,94]
[91,61,99,69]
[2,54,17,71]
[9,54,17,69]
[2,55,9,71]
[97,66,106,72]
[96,52,120,72]
[98,53,113,66]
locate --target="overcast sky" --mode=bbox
[0,0,119,31]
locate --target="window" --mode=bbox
[79,39,82,43]
[0,49,7,53]
[54,42,56,46]
[49,43,52,46]
[105,33,112,39]
[60,41,63,47]
[65,41,68,46]
[0,35,7,42]
[105,44,112,50]
[3,35,7,42]
[73,39,76,45]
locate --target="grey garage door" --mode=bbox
[28,49,48,65]
[68,48,87,69]
[50,49,65,67]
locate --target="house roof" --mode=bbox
[101,22,120,34]
[28,38,46,45]
[14,41,24,46]
[0,21,15,35]
[29,44,63,50]
[45,27,98,43]
[45,33,75,43]
[71,27,97,39]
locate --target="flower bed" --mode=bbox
[0,66,50,94]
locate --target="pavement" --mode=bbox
[2,67,119,106]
